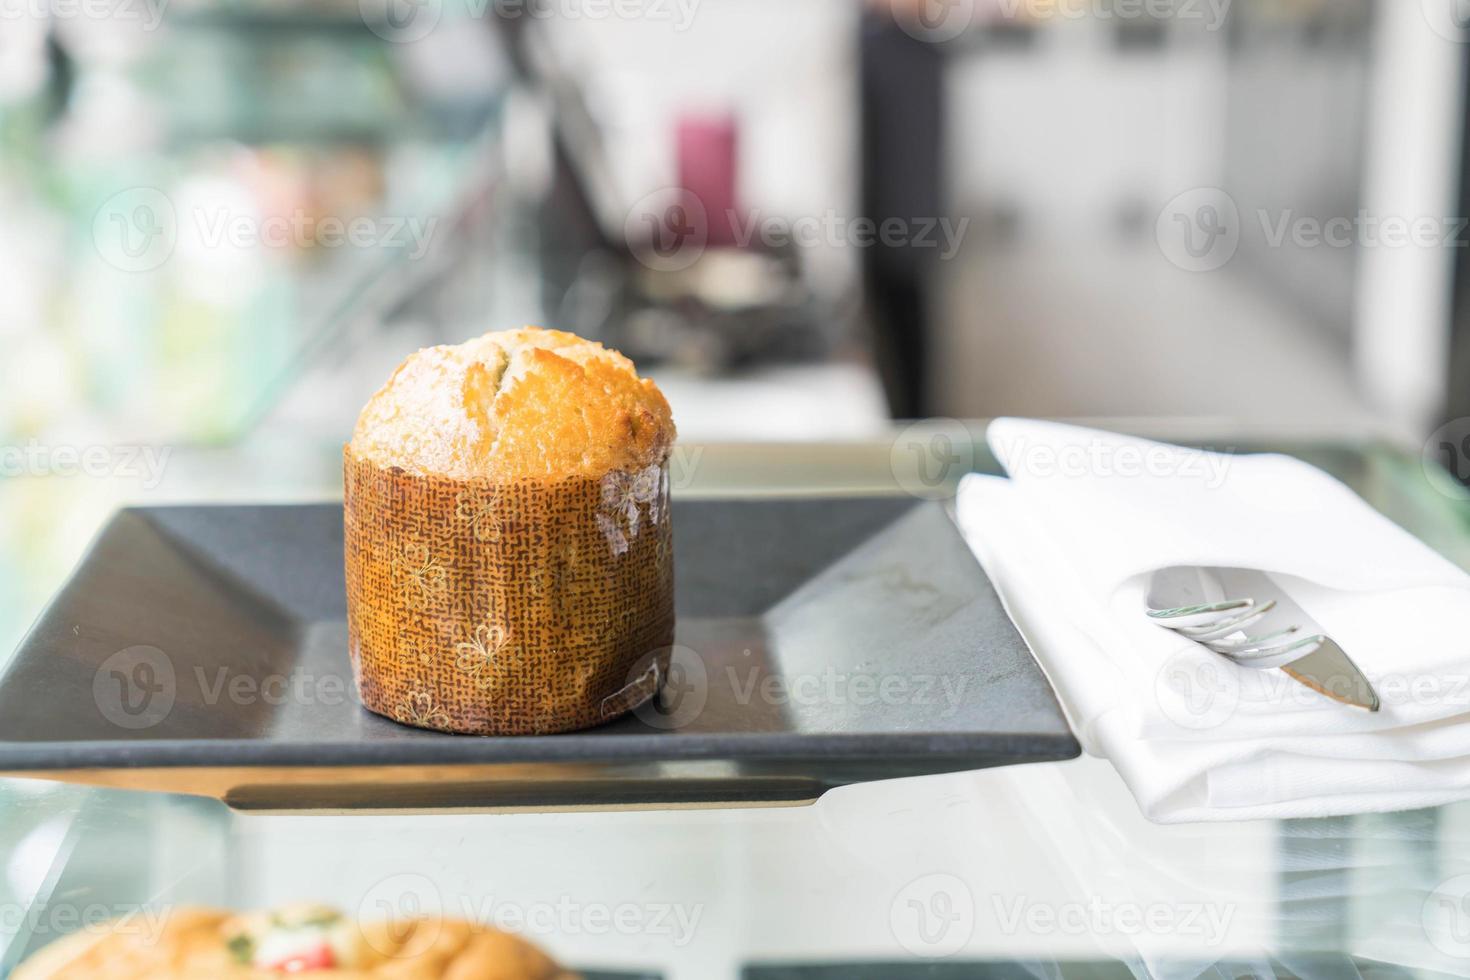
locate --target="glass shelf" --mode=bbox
[1,436,1469,977]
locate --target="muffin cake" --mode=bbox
[344,327,677,735]
[12,903,576,979]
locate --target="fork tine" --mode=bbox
[1145,599,1252,629]
[1216,634,1326,670]
[1206,627,1302,657]
[1179,599,1278,641]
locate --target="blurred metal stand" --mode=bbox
[858,7,946,419]
[1447,41,1470,466]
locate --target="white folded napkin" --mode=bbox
[956,418,1470,823]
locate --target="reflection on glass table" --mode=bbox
[1,433,1469,979]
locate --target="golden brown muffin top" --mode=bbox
[348,327,675,480]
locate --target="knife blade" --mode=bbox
[1148,565,1380,711]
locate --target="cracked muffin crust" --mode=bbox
[343,327,677,735]
[349,327,675,481]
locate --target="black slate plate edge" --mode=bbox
[0,730,1078,770]
[0,497,1081,774]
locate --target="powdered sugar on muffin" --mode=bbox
[350,327,675,481]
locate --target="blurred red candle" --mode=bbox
[676,111,741,247]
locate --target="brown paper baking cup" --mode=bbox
[343,449,675,735]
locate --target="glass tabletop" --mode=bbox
[2,432,1469,979]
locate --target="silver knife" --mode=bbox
[1146,565,1380,711]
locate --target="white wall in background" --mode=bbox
[947,19,1229,240]
[1354,4,1466,436]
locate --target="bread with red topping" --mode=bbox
[12,903,577,979]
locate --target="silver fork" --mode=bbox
[1145,565,1380,710]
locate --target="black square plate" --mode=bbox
[0,498,1077,811]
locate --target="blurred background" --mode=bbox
[7,5,1470,977]
[2,0,1470,647]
